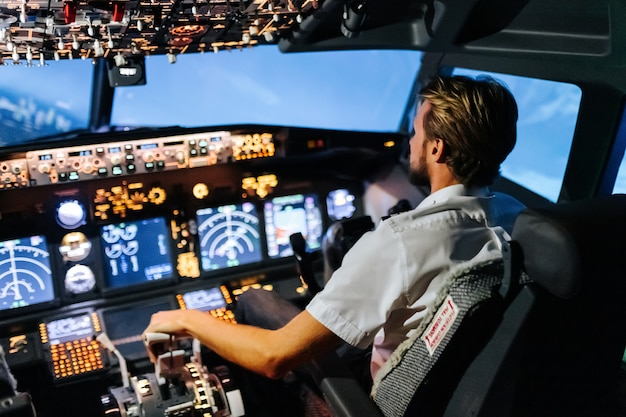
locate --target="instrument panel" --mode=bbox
[0,125,402,416]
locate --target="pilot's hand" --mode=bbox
[142,310,193,362]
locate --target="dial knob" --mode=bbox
[65,264,96,294]
[56,200,86,229]
[59,232,92,262]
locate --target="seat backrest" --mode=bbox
[372,194,626,417]
[372,260,510,417]
[444,194,626,417]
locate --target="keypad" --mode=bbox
[50,338,104,380]
[209,307,236,323]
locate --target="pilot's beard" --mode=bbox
[409,154,430,187]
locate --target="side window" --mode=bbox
[453,69,582,202]
[611,124,626,192]
[613,162,626,193]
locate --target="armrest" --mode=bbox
[307,352,384,417]
[320,376,383,417]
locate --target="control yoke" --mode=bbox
[290,232,323,295]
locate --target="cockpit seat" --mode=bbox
[311,194,626,417]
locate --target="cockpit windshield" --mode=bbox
[0,47,423,148]
[112,47,422,132]
[0,59,93,146]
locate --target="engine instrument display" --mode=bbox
[196,203,262,271]
[0,235,55,312]
[264,194,323,258]
[100,217,174,289]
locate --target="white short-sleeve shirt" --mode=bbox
[305,184,525,378]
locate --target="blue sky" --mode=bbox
[111,47,422,132]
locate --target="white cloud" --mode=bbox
[518,86,581,127]
[501,166,562,201]
[0,96,18,113]
[55,101,72,111]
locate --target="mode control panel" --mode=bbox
[23,130,276,187]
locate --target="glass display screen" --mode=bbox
[47,313,94,344]
[0,235,55,311]
[264,193,323,258]
[326,189,357,221]
[196,203,262,271]
[101,299,173,361]
[100,217,174,289]
[181,287,227,311]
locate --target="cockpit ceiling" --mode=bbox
[0,0,323,65]
[0,0,616,66]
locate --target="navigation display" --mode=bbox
[264,194,323,258]
[100,217,174,289]
[196,203,262,271]
[181,287,227,311]
[0,235,55,312]
[47,313,94,344]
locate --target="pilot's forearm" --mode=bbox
[144,309,340,379]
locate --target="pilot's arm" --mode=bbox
[143,308,342,379]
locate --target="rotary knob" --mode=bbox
[65,264,96,294]
[56,200,87,229]
[38,163,51,174]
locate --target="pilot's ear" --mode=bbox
[431,138,447,162]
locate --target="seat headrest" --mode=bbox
[511,194,626,299]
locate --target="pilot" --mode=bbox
[143,75,525,391]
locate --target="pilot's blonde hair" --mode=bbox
[419,75,518,187]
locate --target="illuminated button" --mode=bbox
[189,148,198,157]
[145,162,155,171]
[192,183,209,199]
[58,172,69,181]
[112,166,123,175]
[97,167,108,177]
[127,164,136,173]
[68,171,79,181]
[156,160,165,170]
